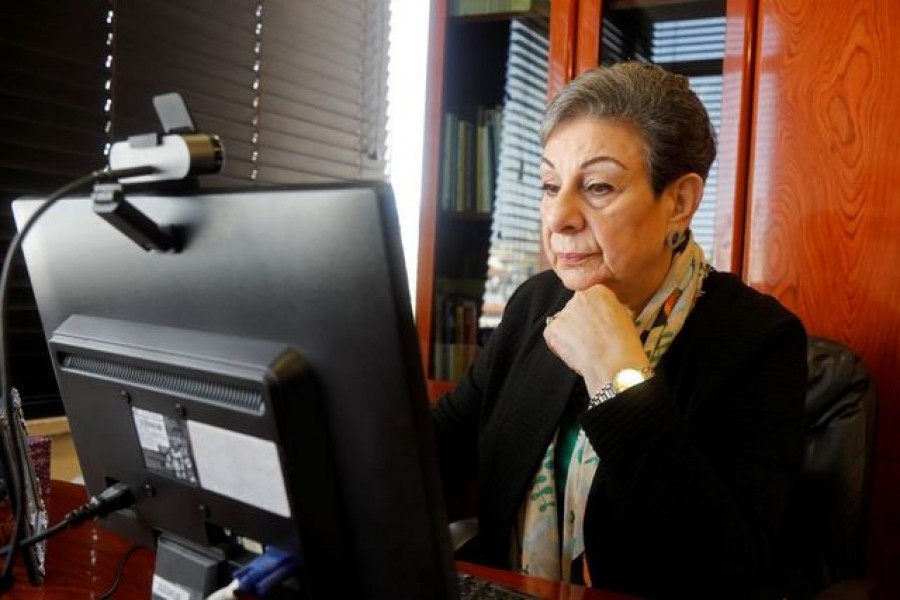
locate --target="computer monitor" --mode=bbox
[13,182,457,598]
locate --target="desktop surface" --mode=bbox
[7,481,641,599]
[9,480,154,598]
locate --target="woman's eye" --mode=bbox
[540,182,559,196]
[585,182,612,195]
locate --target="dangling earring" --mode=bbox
[666,230,686,251]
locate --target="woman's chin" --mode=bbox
[554,268,608,292]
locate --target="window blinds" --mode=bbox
[112,0,259,185]
[254,0,389,183]
[1,0,390,417]
[112,0,389,185]
[480,18,549,328]
[0,0,109,417]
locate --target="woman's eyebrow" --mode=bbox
[581,155,627,170]
[539,155,627,170]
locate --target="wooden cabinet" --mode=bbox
[416,1,549,400]
[416,1,496,400]
[740,2,900,594]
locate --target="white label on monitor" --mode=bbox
[133,408,170,452]
[151,574,191,600]
[186,420,291,518]
[132,408,199,485]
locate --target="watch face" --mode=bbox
[613,368,647,392]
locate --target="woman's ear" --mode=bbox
[666,173,704,231]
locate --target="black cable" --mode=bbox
[10,520,70,550]
[97,544,145,600]
[0,166,154,588]
[0,519,69,557]
[0,170,103,587]
[0,481,134,557]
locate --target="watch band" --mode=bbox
[588,366,654,409]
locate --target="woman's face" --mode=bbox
[540,117,679,310]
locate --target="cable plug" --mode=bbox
[232,546,298,596]
[65,483,135,526]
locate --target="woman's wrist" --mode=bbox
[587,365,655,409]
[583,353,651,398]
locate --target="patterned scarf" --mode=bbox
[513,236,709,583]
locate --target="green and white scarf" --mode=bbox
[513,237,709,584]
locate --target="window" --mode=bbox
[480,18,550,328]
[1,0,390,417]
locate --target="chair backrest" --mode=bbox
[784,336,877,596]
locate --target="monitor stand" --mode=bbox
[151,534,224,600]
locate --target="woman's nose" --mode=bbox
[541,185,584,232]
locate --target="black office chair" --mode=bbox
[783,336,877,600]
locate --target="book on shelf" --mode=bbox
[432,291,481,382]
[440,112,459,211]
[449,0,549,19]
[475,117,486,214]
[439,106,502,215]
[456,118,469,212]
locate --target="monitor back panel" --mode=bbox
[14,183,456,599]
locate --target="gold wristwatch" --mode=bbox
[588,366,654,408]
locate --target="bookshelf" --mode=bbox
[416,1,549,401]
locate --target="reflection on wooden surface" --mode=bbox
[458,561,640,600]
[745,0,900,423]
[548,0,578,99]
[743,0,900,597]
[713,0,756,273]
[414,0,448,387]
[9,480,153,598]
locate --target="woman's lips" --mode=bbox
[556,252,593,266]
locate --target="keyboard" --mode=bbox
[457,572,541,599]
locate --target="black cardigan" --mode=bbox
[433,269,807,599]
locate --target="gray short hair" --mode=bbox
[540,62,717,196]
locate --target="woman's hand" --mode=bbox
[543,284,650,396]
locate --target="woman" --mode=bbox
[433,62,807,598]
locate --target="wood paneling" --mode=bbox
[575,0,601,75]
[548,0,579,100]
[742,0,900,593]
[744,0,900,454]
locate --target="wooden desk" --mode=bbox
[9,480,154,598]
[457,562,640,599]
[6,480,636,599]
